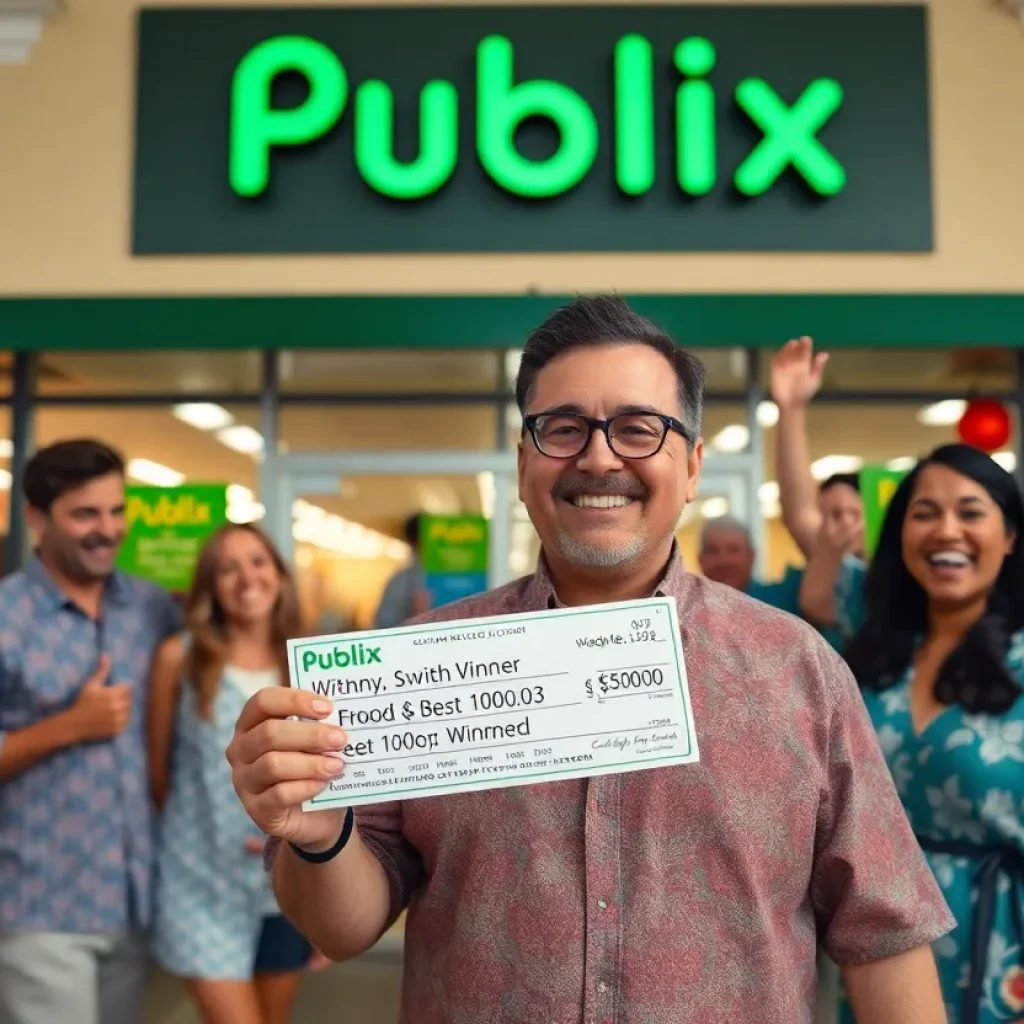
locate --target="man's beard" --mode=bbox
[552,524,648,569]
[549,474,651,568]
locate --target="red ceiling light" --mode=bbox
[957,398,1011,453]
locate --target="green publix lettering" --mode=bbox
[302,642,382,673]
[229,33,846,202]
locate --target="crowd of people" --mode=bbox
[0,296,1022,1024]
[0,441,322,1024]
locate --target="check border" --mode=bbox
[288,597,692,805]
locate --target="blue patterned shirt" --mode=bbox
[0,556,181,932]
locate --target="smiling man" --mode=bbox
[230,297,954,1024]
[0,439,182,1024]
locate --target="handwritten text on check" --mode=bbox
[287,597,699,809]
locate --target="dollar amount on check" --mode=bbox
[287,596,699,809]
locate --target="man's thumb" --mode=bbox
[85,655,112,688]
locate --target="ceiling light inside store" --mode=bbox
[477,472,495,520]
[173,402,234,432]
[701,496,729,519]
[710,424,750,453]
[917,400,966,426]
[758,481,780,502]
[811,455,864,481]
[756,401,780,428]
[504,349,523,383]
[0,439,12,459]
[226,484,265,524]
[217,425,264,456]
[291,500,409,560]
[760,498,781,519]
[993,451,1017,472]
[127,458,185,487]
[886,456,917,472]
[0,468,10,490]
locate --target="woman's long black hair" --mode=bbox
[845,443,1024,715]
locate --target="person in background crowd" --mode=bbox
[0,439,182,1024]
[373,512,430,628]
[698,517,848,651]
[770,335,867,643]
[698,514,807,609]
[840,443,1024,1024]
[228,296,952,1023]
[148,523,314,1024]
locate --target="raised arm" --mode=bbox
[770,337,828,558]
[798,518,857,628]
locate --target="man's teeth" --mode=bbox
[928,551,971,567]
[572,494,634,508]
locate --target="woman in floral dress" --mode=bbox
[838,443,1024,1024]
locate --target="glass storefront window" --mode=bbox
[33,404,263,497]
[0,354,14,397]
[280,404,499,452]
[759,348,1017,394]
[36,350,262,396]
[0,405,13,567]
[279,350,501,394]
[293,472,490,631]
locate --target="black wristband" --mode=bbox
[288,807,355,864]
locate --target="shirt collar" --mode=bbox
[25,551,132,613]
[524,541,688,610]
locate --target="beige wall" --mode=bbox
[2,0,1023,298]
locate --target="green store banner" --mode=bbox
[420,514,489,608]
[117,484,229,592]
[860,464,909,558]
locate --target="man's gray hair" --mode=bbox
[698,515,753,553]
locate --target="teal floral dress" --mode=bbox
[837,626,1024,1023]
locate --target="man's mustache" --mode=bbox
[80,535,119,551]
[552,476,648,500]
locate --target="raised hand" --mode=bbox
[770,336,828,410]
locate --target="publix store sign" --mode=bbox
[117,485,228,593]
[133,5,932,254]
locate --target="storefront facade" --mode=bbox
[2,0,1024,623]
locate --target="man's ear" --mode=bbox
[685,439,704,504]
[24,504,46,544]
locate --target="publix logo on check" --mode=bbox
[286,599,700,810]
[301,641,382,673]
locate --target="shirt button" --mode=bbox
[597,899,608,909]
[597,982,608,993]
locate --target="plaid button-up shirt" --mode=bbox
[273,550,953,1023]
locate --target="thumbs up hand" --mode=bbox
[66,656,134,743]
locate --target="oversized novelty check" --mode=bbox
[287,597,699,810]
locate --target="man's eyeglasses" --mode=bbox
[522,412,691,460]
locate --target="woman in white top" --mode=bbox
[148,523,313,1024]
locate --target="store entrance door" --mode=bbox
[265,450,517,631]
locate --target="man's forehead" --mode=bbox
[527,344,678,409]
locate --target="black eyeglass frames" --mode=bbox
[522,412,691,460]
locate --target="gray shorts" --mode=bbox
[0,931,148,1024]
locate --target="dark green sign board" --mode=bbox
[133,5,932,254]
